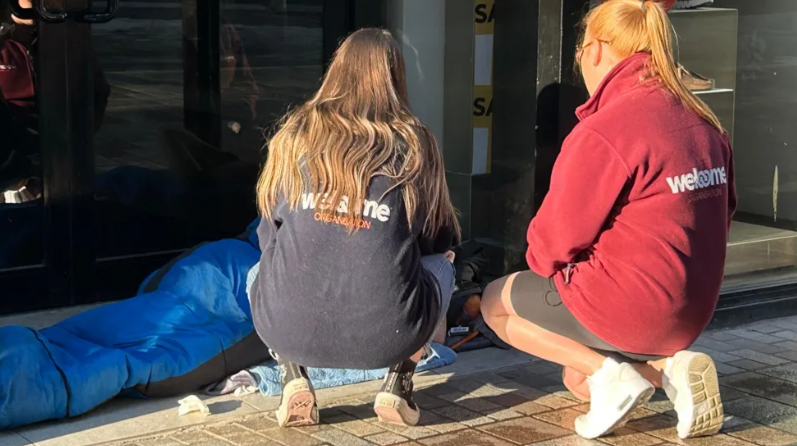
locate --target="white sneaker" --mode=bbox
[575,358,655,439]
[663,351,724,439]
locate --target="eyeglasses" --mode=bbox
[577,39,611,61]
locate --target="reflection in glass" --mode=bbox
[0,0,47,270]
[711,0,797,284]
[91,0,324,258]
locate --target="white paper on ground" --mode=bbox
[177,395,211,416]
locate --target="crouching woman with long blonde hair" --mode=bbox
[250,28,460,428]
[481,0,735,441]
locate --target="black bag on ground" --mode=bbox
[445,243,511,352]
[446,242,489,327]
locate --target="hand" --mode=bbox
[445,251,456,263]
[227,121,242,134]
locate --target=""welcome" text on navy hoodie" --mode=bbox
[251,175,456,369]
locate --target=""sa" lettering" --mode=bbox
[474,3,495,24]
[473,97,493,117]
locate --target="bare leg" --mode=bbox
[563,366,591,402]
[481,273,606,376]
[632,359,667,388]
[483,273,658,439]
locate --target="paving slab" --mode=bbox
[721,372,797,406]
[721,418,797,446]
[16,393,257,446]
[727,349,791,366]
[756,362,797,383]
[724,396,797,434]
[0,433,32,446]
[430,347,535,378]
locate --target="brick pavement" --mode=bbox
[103,316,797,446]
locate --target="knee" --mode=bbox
[481,272,520,326]
[480,280,505,324]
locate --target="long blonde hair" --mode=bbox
[581,0,723,132]
[257,28,460,239]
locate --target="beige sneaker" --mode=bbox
[275,359,319,428]
[678,65,715,91]
[374,360,421,426]
[663,351,724,439]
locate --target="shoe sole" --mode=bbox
[681,353,724,438]
[374,392,421,426]
[277,378,319,428]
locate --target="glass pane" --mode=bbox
[218,0,325,216]
[471,0,539,272]
[389,0,539,273]
[708,0,797,285]
[0,9,45,270]
[91,0,324,259]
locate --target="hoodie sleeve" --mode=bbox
[256,216,277,253]
[526,126,630,277]
[256,199,287,254]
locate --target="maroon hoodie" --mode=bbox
[527,53,737,355]
[0,24,110,130]
[0,24,110,187]
[0,39,34,113]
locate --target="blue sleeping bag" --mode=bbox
[0,221,263,430]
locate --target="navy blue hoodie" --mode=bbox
[251,175,455,369]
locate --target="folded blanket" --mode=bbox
[204,370,259,396]
[249,343,456,397]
